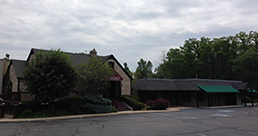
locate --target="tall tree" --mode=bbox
[232,49,258,89]
[76,56,114,95]
[134,58,153,79]
[154,30,258,86]
[23,49,77,109]
[124,62,133,77]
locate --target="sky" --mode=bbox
[0,0,258,72]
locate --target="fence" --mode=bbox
[0,92,34,102]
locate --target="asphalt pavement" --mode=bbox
[1,106,258,136]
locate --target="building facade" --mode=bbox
[1,48,132,101]
[134,78,255,107]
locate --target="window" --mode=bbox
[108,61,114,69]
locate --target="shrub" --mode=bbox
[146,98,170,110]
[80,94,112,114]
[54,97,80,110]
[19,109,34,118]
[123,95,141,101]
[21,100,43,112]
[68,100,81,114]
[243,96,257,103]
[120,95,144,110]
[112,106,118,112]
[146,106,151,110]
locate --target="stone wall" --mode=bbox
[9,65,18,92]
[108,59,131,95]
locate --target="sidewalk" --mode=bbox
[0,107,180,123]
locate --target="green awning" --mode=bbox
[198,85,240,93]
[248,89,258,93]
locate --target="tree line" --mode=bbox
[126,31,258,89]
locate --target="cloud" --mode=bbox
[0,0,258,70]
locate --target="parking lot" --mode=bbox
[1,106,258,136]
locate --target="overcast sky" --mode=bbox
[0,0,257,71]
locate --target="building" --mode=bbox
[0,59,10,94]
[0,48,132,101]
[134,78,256,107]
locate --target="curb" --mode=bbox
[0,108,180,123]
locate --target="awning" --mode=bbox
[248,89,258,93]
[198,85,240,93]
[109,71,123,81]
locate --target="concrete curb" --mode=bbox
[0,108,180,123]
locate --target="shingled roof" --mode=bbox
[13,48,132,80]
[11,60,27,78]
[134,78,247,92]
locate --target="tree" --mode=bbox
[124,62,133,77]
[23,49,77,109]
[76,56,114,95]
[154,31,258,82]
[134,58,153,79]
[232,49,258,89]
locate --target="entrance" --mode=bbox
[108,81,121,100]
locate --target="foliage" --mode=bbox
[134,58,153,79]
[120,95,144,110]
[23,49,77,109]
[232,49,258,89]
[68,100,81,114]
[146,98,170,110]
[19,109,34,118]
[112,106,118,112]
[54,97,80,110]
[243,96,257,103]
[145,106,151,110]
[122,95,141,101]
[124,62,133,77]
[18,109,73,118]
[80,94,112,114]
[21,100,44,112]
[76,56,114,95]
[154,31,258,88]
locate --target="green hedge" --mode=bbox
[120,95,144,110]
[80,94,112,114]
[21,100,45,112]
[242,96,257,103]
[54,96,80,110]
[122,95,141,101]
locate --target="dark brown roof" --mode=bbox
[14,48,132,80]
[134,78,247,92]
[11,60,27,78]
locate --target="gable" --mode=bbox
[21,48,132,80]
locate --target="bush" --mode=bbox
[146,106,151,110]
[243,96,257,103]
[21,100,43,112]
[146,98,170,110]
[19,109,34,118]
[54,97,80,110]
[120,95,144,110]
[68,100,81,114]
[80,94,112,114]
[123,95,141,101]
[112,106,118,112]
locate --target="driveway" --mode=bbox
[1,107,258,136]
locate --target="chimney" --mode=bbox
[89,48,97,56]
